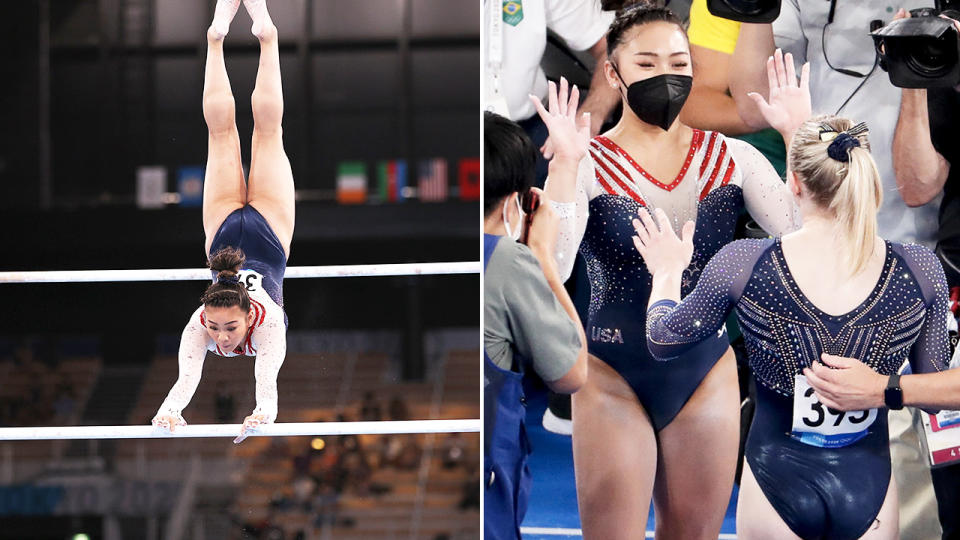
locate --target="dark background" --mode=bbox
[0,3,479,539]
[1,0,480,344]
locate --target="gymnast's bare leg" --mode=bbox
[244,0,295,257]
[202,0,246,256]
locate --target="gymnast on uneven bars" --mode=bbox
[153,0,294,443]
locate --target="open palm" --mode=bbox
[748,49,811,142]
[632,208,695,277]
[530,77,591,163]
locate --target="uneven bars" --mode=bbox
[0,262,479,284]
[0,419,480,441]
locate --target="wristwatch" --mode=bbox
[885,373,904,410]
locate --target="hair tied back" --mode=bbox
[218,271,240,284]
[821,121,867,163]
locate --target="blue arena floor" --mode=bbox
[519,392,739,539]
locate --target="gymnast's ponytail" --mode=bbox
[201,246,251,311]
[788,115,883,276]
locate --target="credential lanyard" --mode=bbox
[487,0,504,102]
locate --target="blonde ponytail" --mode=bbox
[788,115,883,276]
[829,146,883,274]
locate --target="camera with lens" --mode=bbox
[706,0,780,23]
[872,0,960,88]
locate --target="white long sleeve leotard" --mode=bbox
[155,270,286,424]
[549,131,800,281]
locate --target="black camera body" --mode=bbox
[872,1,960,88]
[706,0,780,23]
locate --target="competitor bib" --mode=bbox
[237,269,263,294]
[791,374,877,448]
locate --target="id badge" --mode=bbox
[932,409,960,431]
[791,374,877,448]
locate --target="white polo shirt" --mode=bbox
[773,0,940,245]
[483,0,614,121]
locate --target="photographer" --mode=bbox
[891,12,960,538]
[893,13,960,284]
[729,2,943,537]
[483,110,588,540]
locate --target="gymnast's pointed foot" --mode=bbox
[209,0,241,41]
[243,0,275,40]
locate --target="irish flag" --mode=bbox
[336,161,368,204]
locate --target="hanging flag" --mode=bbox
[417,158,448,202]
[336,161,368,204]
[457,158,480,201]
[177,166,204,207]
[136,166,167,209]
[377,160,407,202]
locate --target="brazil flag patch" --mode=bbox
[503,0,523,26]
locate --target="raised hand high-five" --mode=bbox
[632,208,695,278]
[747,49,811,147]
[529,77,591,164]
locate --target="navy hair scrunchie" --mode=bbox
[827,133,861,163]
[219,274,240,285]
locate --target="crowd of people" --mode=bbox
[238,393,477,539]
[0,345,81,428]
[484,1,960,539]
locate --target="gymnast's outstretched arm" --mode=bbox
[153,310,210,430]
[532,78,595,282]
[728,137,801,235]
[632,210,763,359]
[247,310,286,425]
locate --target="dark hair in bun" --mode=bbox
[606,3,686,58]
[200,246,250,312]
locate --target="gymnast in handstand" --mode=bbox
[153,0,294,440]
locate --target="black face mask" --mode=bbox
[613,68,693,131]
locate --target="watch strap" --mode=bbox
[885,372,903,410]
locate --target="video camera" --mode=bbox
[872,1,960,88]
[706,0,780,24]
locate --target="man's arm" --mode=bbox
[730,23,778,129]
[579,39,620,136]
[901,371,960,411]
[807,359,960,412]
[680,44,756,135]
[543,0,615,134]
[893,89,950,207]
[805,354,958,412]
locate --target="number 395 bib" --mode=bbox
[791,374,878,448]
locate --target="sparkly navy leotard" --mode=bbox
[553,130,798,430]
[647,238,949,540]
